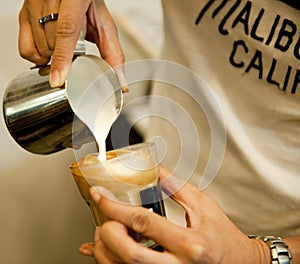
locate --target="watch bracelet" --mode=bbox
[248,235,293,264]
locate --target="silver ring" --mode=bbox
[38,13,58,24]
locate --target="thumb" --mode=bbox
[49,26,81,87]
[49,1,89,87]
[159,166,205,227]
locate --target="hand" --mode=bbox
[79,167,271,264]
[18,0,124,87]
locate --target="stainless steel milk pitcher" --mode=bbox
[3,41,121,155]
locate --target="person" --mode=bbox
[18,0,300,263]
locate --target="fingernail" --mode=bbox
[78,246,93,256]
[91,186,117,200]
[114,67,129,93]
[90,187,102,203]
[49,70,62,88]
[121,85,129,93]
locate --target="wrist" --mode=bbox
[249,235,293,264]
[283,236,299,264]
[252,238,272,264]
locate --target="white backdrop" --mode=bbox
[0,1,162,263]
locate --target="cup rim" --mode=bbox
[70,141,156,169]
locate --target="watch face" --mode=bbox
[278,0,300,10]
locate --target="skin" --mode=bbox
[18,0,125,89]
[79,167,271,264]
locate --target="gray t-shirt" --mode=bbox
[147,0,300,237]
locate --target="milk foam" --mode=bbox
[75,150,158,186]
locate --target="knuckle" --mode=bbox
[47,39,55,51]
[104,52,125,66]
[56,18,77,37]
[179,236,207,263]
[39,46,51,57]
[101,220,118,230]
[19,48,49,65]
[27,0,35,9]
[123,249,144,264]
[18,6,26,21]
[27,0,35,6]
[130,211,151,234]
[19,47,31,60]
[100,221,144,264]
[51,48,70,64]
[187,244,206,263]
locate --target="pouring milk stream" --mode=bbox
[67,61,123,161]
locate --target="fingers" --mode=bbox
[48,0,92,87]
[85,2,127,92]
[159,166,225,229]
[95,221,177,264]
[19,0,126,90]
[90,187,190,253]
[28,0,51,59]
[79,242,95,256]
[79,226,102,256]
[18,0,62,67]
[18,0,90,87]
[18,1,50,65]
[159,166,205,227]
[92,4,124,69]
[42,0,61,50]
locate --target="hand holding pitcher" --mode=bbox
[18,0,124,88]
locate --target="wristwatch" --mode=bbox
[249,235,293,264]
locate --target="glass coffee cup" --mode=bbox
[69,142,166,249]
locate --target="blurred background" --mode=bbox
[0,1,163,263]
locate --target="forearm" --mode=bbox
[284,235,300,264]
